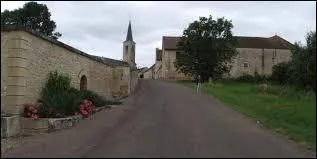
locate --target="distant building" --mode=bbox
[153,35,293,80]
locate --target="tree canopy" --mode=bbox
[175,15,237,82]
[288,31,316,91]
[1,1,62,40]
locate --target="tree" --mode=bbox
[1,2,62,40]
[287,31,316,92]
[175,15,237,82]
[271,62,290,84]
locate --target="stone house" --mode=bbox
[153,35,293,80]
[143,64,154,79]
[1,21,138,137]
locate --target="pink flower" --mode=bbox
[32,109,38,114]
[82,110,88,115]
[31,114,38,120]
[28,106,34,111]
[27,112,31,117]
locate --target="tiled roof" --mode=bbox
[1,25,129,67]
[162,35,293,50]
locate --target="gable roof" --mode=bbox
[162,35,293,50]
[1,25,129,67]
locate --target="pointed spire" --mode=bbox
[126,20,133,41]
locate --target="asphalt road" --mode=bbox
[2,80,315,158]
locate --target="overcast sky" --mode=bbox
[1,1,316,68]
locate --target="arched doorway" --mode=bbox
[140,74,144,78]
[80,75,87,91]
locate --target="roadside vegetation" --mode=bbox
[23,70,122,119]
[176,14,316,151]
[179,80,316,151]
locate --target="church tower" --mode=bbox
[123,21,136,67]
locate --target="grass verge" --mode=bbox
[178,80,316,151]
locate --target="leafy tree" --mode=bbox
[1,1,61,40]
[287,31,316,92]
[175,15,237,82]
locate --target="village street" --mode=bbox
[2,80,314,158]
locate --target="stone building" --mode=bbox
[153,35,293,80]
[1,21,138,137]
[142,64,154,79]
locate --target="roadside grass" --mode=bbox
[178,80,316,151]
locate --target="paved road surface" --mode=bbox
[2,80,315,158]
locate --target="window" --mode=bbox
[80,75,87,91]
[243,62,249,68]
[125,45,129,53]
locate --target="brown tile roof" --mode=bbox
[162,35,293,50]
[162,36,182,50]
[1,25,129,67]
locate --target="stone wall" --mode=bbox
[130,69,139,93]
[229,48,291,77]
[1,30,131,115]
[153,61,162,79]
[158,48,291,80]
[143,68,153,79]
[1,32,9,113]
[161,50,190,80]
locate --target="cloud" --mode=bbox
[1,1,316,67]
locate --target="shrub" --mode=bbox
[79,90,122,107]
[27,70,122,119]
[39,70,79,116]
[236,74,255,83]
[271,62,290,84]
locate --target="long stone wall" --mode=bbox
[229,48,291,77]
[158,48,291,80]
[1,30,132,115]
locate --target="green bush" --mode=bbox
[39,70,78,116]
[235,73,269,84]
[271,62,290,84]
[39,70,122,117]
[236,74,255,83]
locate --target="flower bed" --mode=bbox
[22,105,111,134]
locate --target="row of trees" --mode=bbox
[175,14,316,92]
[1,2,61,39]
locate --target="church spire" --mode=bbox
[126,20,133,42]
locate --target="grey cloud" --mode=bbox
[2,1,316,67]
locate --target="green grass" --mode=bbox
[178,80,316,151]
